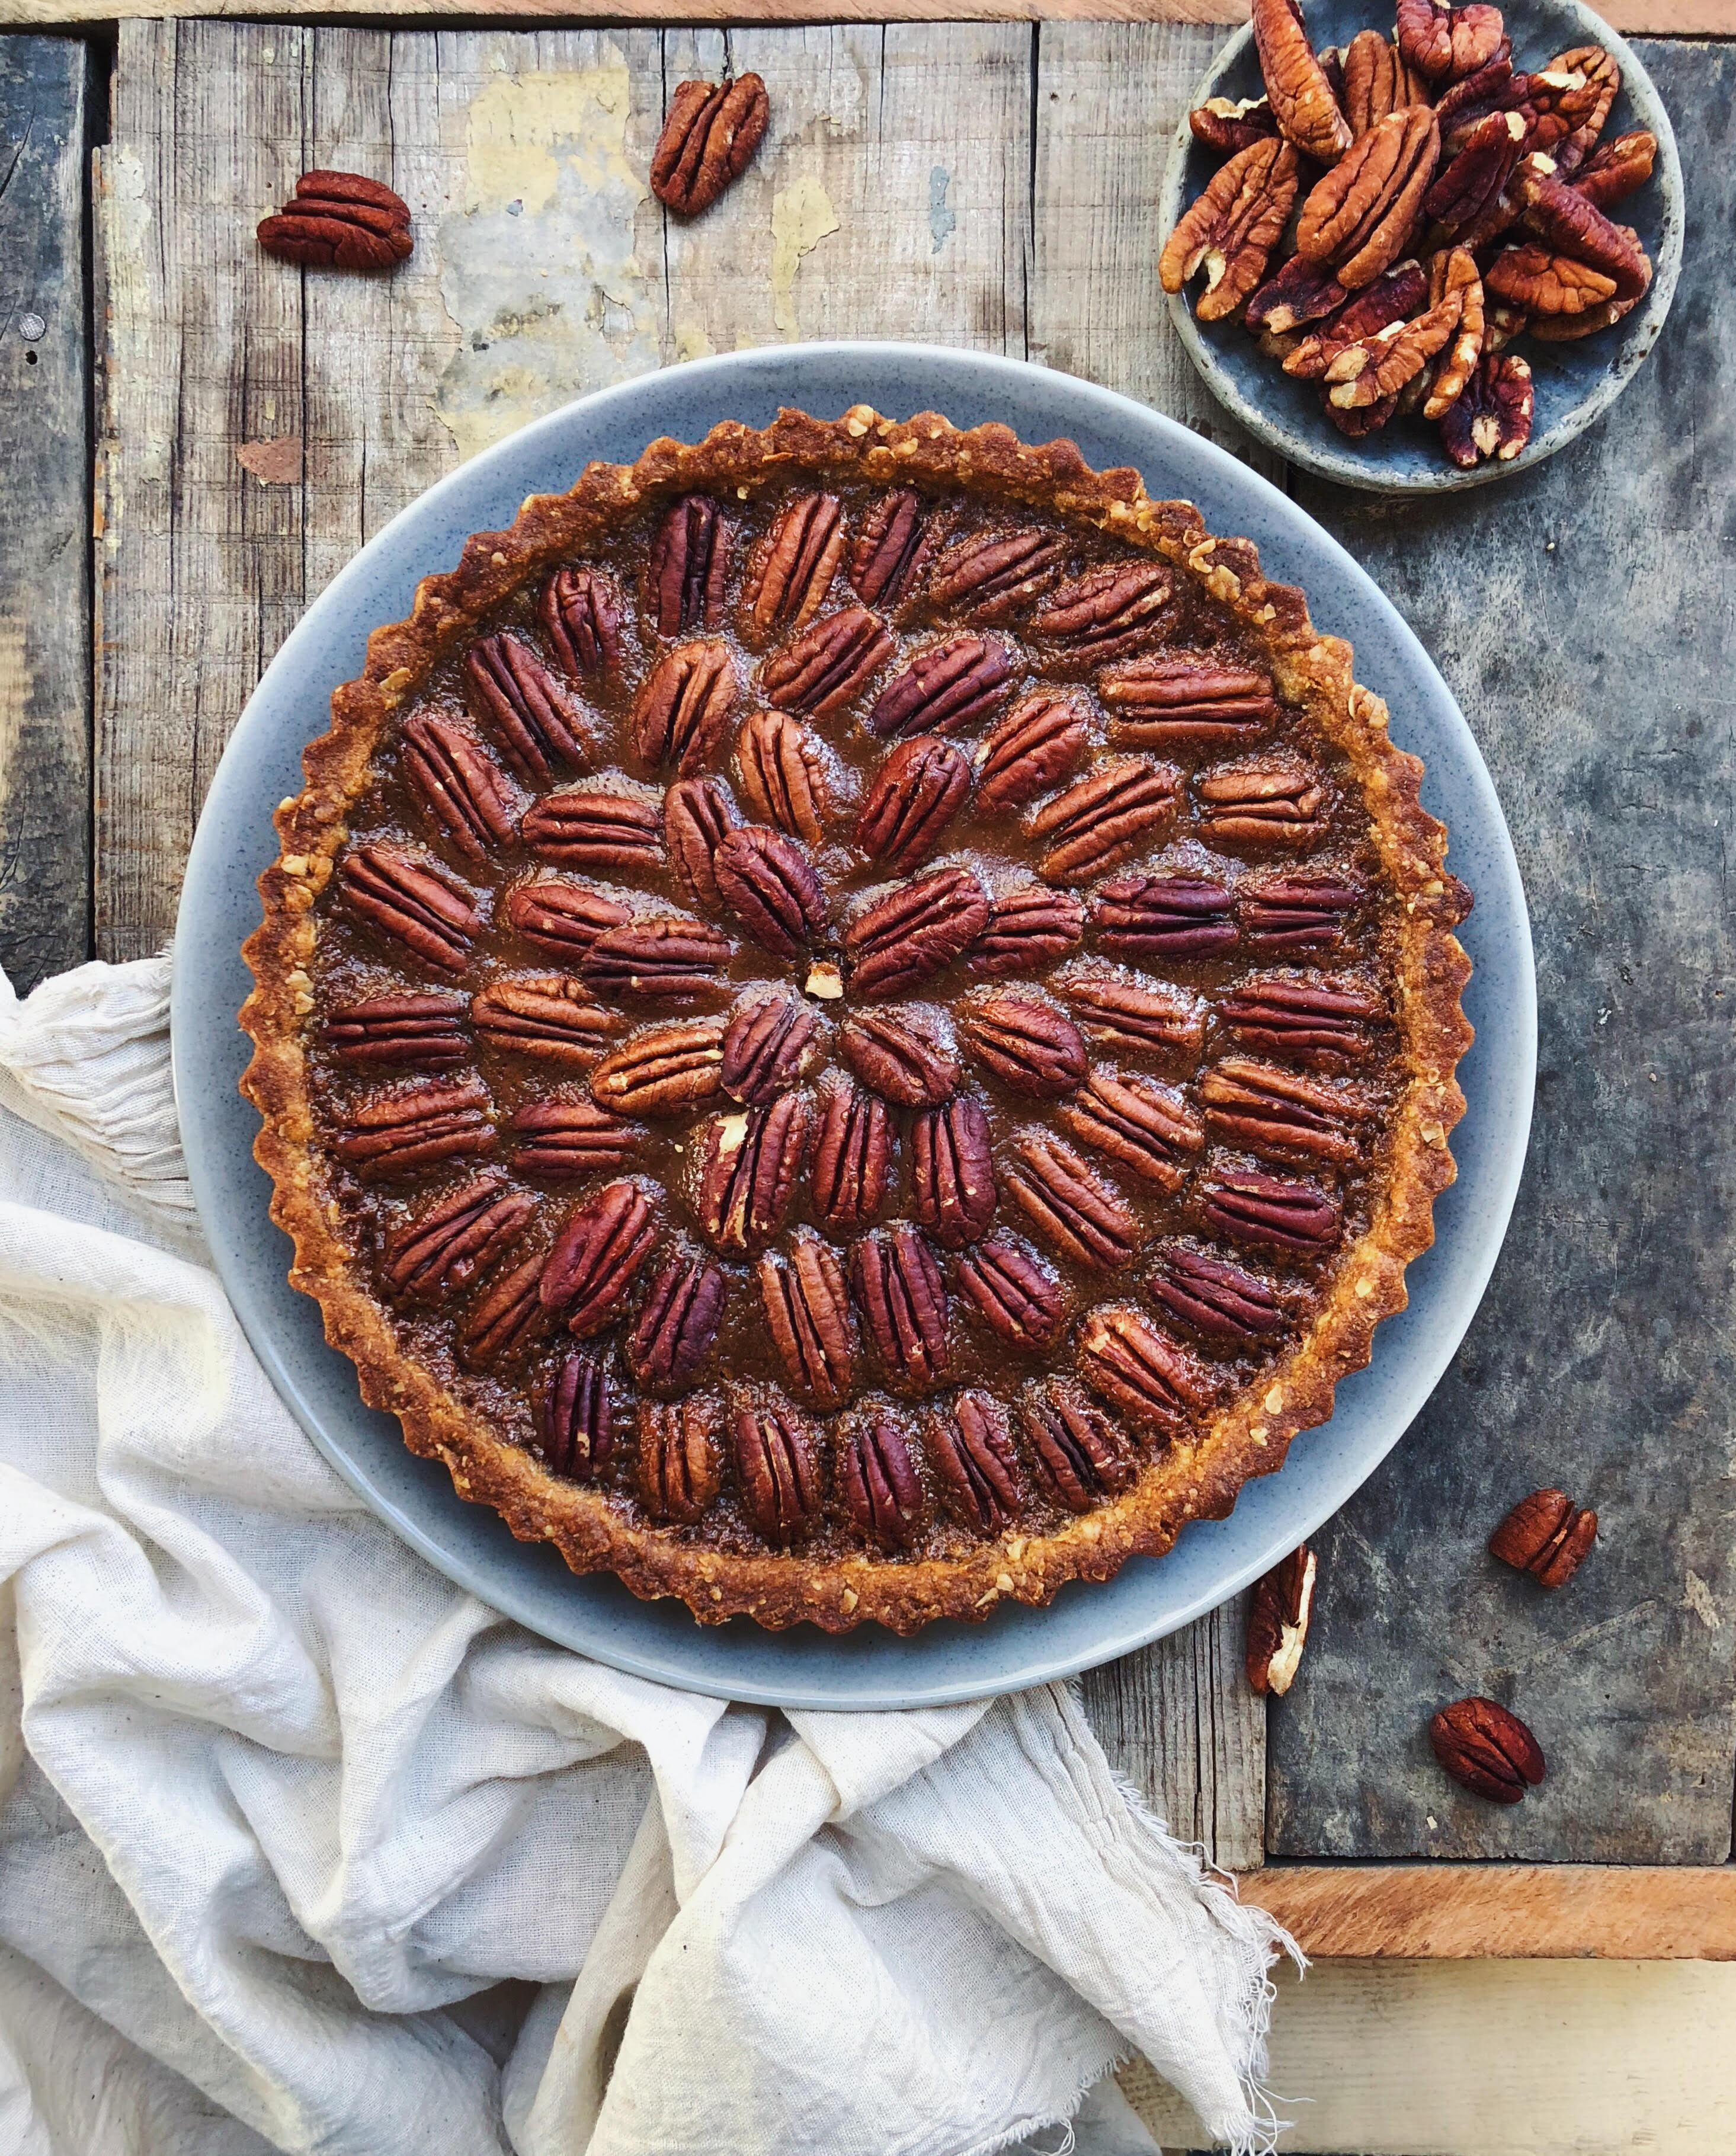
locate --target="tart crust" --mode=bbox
[240,404,1472,1634]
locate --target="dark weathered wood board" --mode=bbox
[1268,39,1736,1863]
[0,36,91,993]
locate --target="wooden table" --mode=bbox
[1,1,1732,2093]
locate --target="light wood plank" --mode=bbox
[1240,1863,1736,1959]
[0,37,91,991]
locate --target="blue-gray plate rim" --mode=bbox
[171,340,1535,1709]
[1159,0,1684,493]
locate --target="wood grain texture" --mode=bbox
[0,38,91,991]
[1267,37,1736,1866]
[1241,1863,1736,1958]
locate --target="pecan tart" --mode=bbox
[241,405,1471,1634]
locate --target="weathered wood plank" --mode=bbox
[1241,1863,1736,1958]
[1267,37,1736,1864]
[0,36,91,991]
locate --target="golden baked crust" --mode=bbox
[240,404,1471,1634]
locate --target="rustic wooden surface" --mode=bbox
[0,39,91,995]
[5,16,1730,1903]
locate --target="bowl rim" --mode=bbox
[1158,0,1684,494]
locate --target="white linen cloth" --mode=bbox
[0,952,1295,2156]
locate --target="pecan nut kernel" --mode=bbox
[954,1236,1068,1350]
[649,75,770,217]
[809,1076,892,1230]
[636,1396,723,1525]
[732,1396,822,1543]
[590,1018,726,1117]
[1439,352,1533,466]
[1297,108,1441,291]
[1190,94,1279,158]
[909,1095,996,1251]
[851,1223,950,1389]
[1430,1696,1547,1803]
[536,1351,613,1480]
[928,1392,1023,1534]
[844,865,991,1000]
[713,824,827,958]
[1160,138,1302,322]
[856,735,973,871]
[1245,1545,1317,1695]
[628,1253,726,1393]
[1397,0,1506,84]
[648,495,731,637]
[692,1095,810,1252]
[257,169,413,271]
[1489,1488,1597,1588]
[759,1230,856,1409]
[630,641,738,778]
[838,1411,924,1550]
[1252,0,1354,164]
[973,692,1090,813]
[720,993,822,1105]
[839,1009,960,1108]
[539,1180,658,1336]
[325,992,468,1070]
[740,491,847,644]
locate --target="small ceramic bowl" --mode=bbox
[1158,0,1683,492]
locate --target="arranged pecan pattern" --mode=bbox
[636,1396,723,1524]
[382,1175,534,1303]
[909,1095,996,1250]
[649,75,770,218]
[257,169,413,272]
[928,1392,1023,1533]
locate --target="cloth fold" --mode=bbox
[0,954,1295,2156]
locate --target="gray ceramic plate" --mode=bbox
[172,342,1535,1709]
[1159,0,1683,492]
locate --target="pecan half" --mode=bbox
[540,566,622,682]
[1246,254,1350,343]
[1100,660,1277,754]
[1547,44,1619,168]
[539,1179,657,1335]
[628,1252,725,1392]
[1325,388,1401,438]
[1219,971,1383,1067]
[838,1411,924,1549]
[973,691,1090,814]
[1190,94,1279,158]
[381,1173,535,1303]
[851,490,937,609]
[713,824,826,957]
[1571,129,1655,210]
[334,1079,495,1176]
[1298,108,1440,289]
[1202,1056,1375,1165]
[839,1009,960,1108]
[580,916,734,1000]
[1323,296,1461,408]
[536,1350,613,1480]
[955,1235,1068,1350]
[721,993,822,1105]
[1525,289,1641,341]
[1202,1167,1341,1253]
[256,169,412,271]
[590,1017,726,1117]
[928,1392,1023,1534]
[503,884,632,973]
[630,641,738,778]
[467,632,590,785]
[508,1098,641,1179]
[1252,0,1353,163]
[1031,564,1171,667]
[1054,967,1206,1060]
[1513,162,1651,300]
[636,1396,723,1525]
[1196,759,1331,846]
[1003,1131,1137,1269]
[1078,1305,1214,1430]
[402,713,516,864]
[739,491,846,645]
[1439,351,1533,466]
[1422,246,1485,417]
[1059,1069,1203,1192]
[1020,1380,1136,1512]
[960,994,1087,1098]
[472,975,620,1066]
[339,846,479,975]
[1029,758,1178,882]
[460,1255,550,1366]
[649,74,769,217]
[1490,1488,1597,1588]
[869,635,1014,740]
[1424,108,1526,247]
[1090,874,1237,961]
[1246,1545,1317,1695]
[1283,259,1430,380]
[759,1229,856,1408]
[1485,242,1616,316]
[927,530,1068,625]
[646,494,730,636]
[1161,138,1301,323]
[909,1095,997,1250]
[809,1076,892,1230]
[1149,1243,1287,1341]
[1397,0,1505,83]
[1343,31,1432,136]
[325,992,467,1069]
[850,1224,950,1390]
[691,1095,810,1252]
[971,885,1085,978]
[733,1395,822,1543]
[736,709,830,845]
[856,735,973,871]
[761,606,895,716]
[1239,869,1365,951]
[1433,49,1516,147]
[1430,1696,1546,1803]
[844,865,991,999]
[521,786,664,874]
[664,777,740,913]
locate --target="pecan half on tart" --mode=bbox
[240,405,1471,1634]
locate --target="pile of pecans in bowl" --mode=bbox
[1161,0,1660,469]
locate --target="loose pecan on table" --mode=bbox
[257,171,412,270]
[1430,1695,1546,1802]
[649,75,770,217]
[1245,1545,1318,1694]
[1489,1487,1597,1586]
